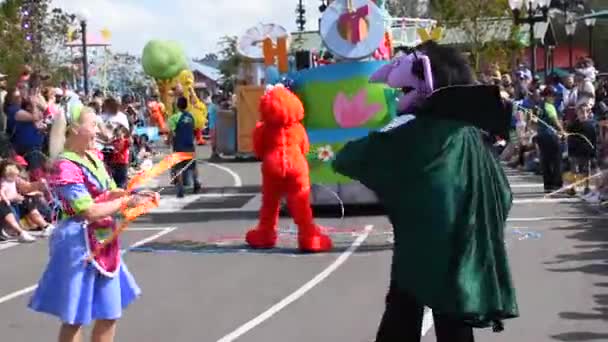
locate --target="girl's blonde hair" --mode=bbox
[2,164,20,177]
[48,105,95,159]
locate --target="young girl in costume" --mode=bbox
[28,105,158,342]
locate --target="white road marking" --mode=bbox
[197,193,257,197]
[0,228,173,251]
[509,183,543,188]
[508,216,608,222]
[152,207,256,214]
[216,225,374,342]
[152,193,260,212]
[513,197,581,204]
[241,194,262,211]
[204,162,243,187]
[422,307,434,336]
[507,174,535,179]
[0,227,177,305]
[126,227,177,249]
[0,241,19,251]
[0,285,38,305]
[126,227,174,231]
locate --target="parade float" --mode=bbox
[141,40,207,141]
[222,0,438,204]
[292,0,438,205]
[183,0,441,205]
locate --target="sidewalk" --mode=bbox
[504,164,606,208]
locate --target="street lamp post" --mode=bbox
[508,0,550,76]
[296,0,306,32]
[584,11,596,60]
[76,10,90,97]
[565,17,577,71]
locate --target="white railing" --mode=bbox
[388,17,437,47]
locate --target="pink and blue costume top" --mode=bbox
[28,150,140,325]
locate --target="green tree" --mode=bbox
[95,52,152,97]
[430,0,514,71]
[0,0,76,85]
[41,7,78,79]
[0,0,29,85]
[196,53,220,68]
[217,35,241,93]
[385,0,430,18]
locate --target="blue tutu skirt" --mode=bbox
[28,219,141,325]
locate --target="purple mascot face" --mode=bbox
[369,52,434,113]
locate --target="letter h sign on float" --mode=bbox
[263,37,289,73]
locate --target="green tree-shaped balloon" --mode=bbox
[141,40,188,80]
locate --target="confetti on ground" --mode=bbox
[510,228,542,240]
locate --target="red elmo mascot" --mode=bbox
[246,85,333,253]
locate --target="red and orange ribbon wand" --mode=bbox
[84,152,194,263]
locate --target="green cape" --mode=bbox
[332,86,518,329]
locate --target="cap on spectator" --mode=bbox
[0,72,6,78]
[13,155,28,167]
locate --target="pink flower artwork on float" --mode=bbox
[333,89,382,128]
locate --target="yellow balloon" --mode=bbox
[101,28,112,41]
[175,69,207,129]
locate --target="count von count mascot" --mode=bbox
[246,84,333,253]
[332,41,518,341]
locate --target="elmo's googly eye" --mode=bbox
[264,84,275,94]
[264,83,286,95]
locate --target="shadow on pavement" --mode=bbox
[128,239,393,256]
[205,156,259,163]
[544,204,608,341]
[137,211,259,224]
[137,204,386,224]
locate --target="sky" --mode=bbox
[51,0,322,59]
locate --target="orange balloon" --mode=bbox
[127,152,193,191]
[85,152,194,263]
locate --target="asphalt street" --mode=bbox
[1,146,607,342]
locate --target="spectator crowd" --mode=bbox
[488,57,608,200]
[0,64,229,243]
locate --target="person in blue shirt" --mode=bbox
[168,96,201,198]
[208,95,220,160]
[546,73,567,116]
[4,88,45,179]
